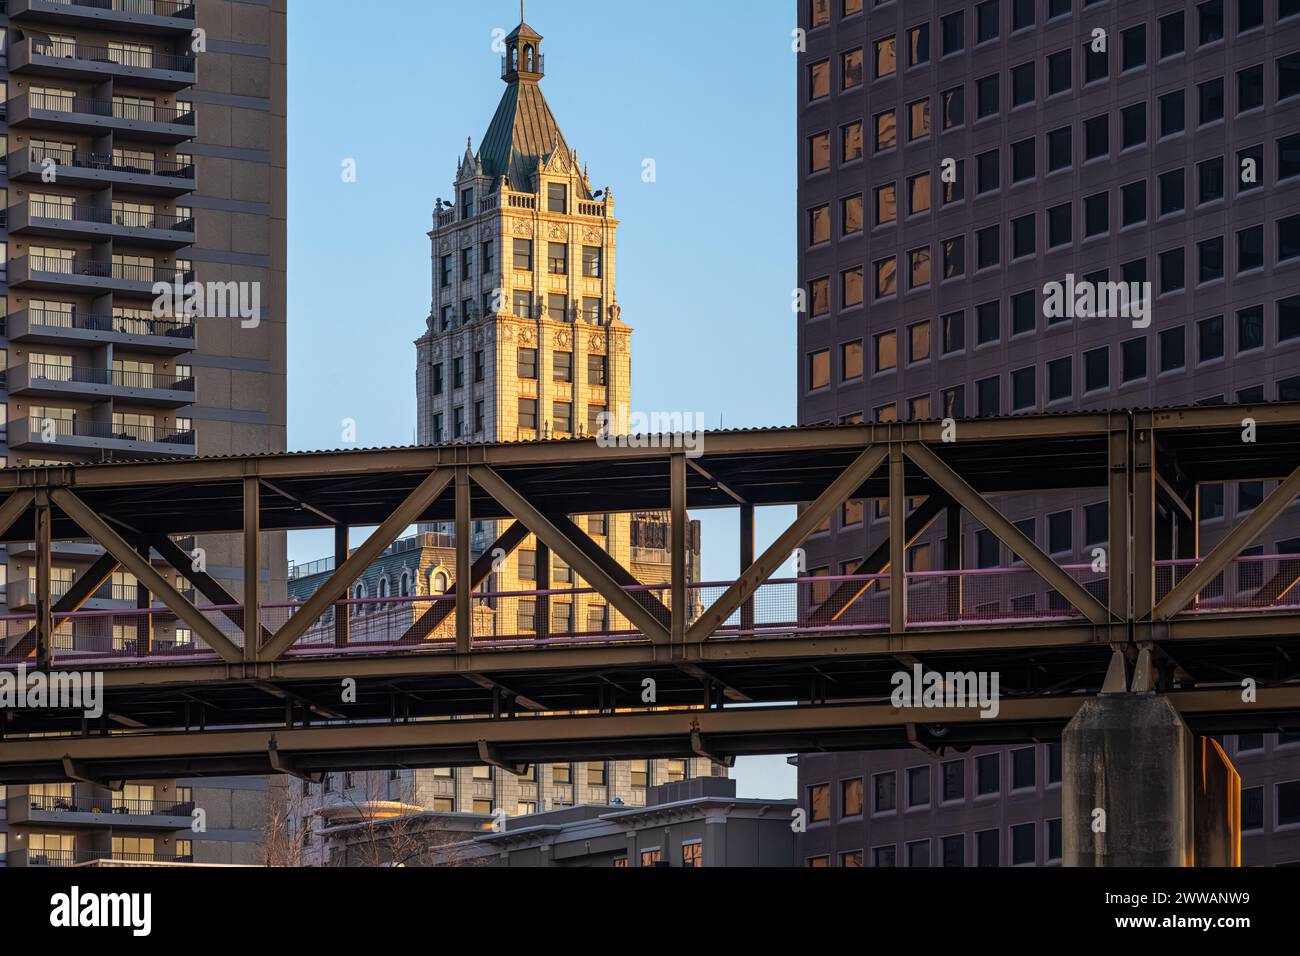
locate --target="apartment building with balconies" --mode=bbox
[0,0,287,868]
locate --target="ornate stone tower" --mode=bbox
[409,16,715,813]
[416,20,628,451]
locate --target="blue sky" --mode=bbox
[287,0,797,797]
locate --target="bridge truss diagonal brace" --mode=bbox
[0,491,33,542]
[1153,460,1300,621]
[3,551,121,657]
[398,519,533,643]
[48,488,246,664]
[902,442,1111,627]
[146,534,274,649]
[811,492,950,624]
[260,468,456,661]
[469,465,673,645]
[545,512,672,625]
[684,444,890,644]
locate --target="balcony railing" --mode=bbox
[25,361,196,391]
[27,307,196,340]
[32,0,196,18]
[27,416,196,445]
[27,793,195,816]
[27,199,195,232]
[23,254,194,284]
[20,849,195,867]
[29,146,195,180]
[28,40,196,73]
[18,92,196,125]
[502,52,545,77]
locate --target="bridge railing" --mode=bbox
[3,555,1299,667]
[1156,553,1300,613]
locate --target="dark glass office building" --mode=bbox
[795,0,1300,866]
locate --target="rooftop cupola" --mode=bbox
[502,18,545,83]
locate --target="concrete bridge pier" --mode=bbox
[1063,649,1238,867]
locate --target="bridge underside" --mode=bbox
[1,404,1300,783]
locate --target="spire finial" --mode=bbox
[520,0,525,24]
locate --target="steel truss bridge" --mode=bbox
[2,404,1300,785]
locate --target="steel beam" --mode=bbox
[243,477,260,662]
[78,620,1107,692]
[135,543,153,659]
[48,489,244,664]
[35,497,52,668]
[904,443,1110,626]
[400,520,531,642]
[544,513,671,625]
[739,503,755,631]
[455,468,472,653]
[684,445,889,643]
[0,491,33,540]
[145,534,272,647]
[1134,428,1157,620]
[1108,422,1131,621]
[812,493,947,623]
[0,698,1090,779]
[1153,461,1300,621]
[334,525,350,647]
[2,412,1125,494]
[888,444,906,632]
[469,465,672,645]
[671,453,687,645]
[945,503,962,621]
[2,551,120,657]
[260,468,455,661]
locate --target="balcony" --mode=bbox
[8,92,197,143]
[8,792,196,830]
[9,146,196,196]
[7,415,196,458]
[8,307,196,355]
[9,254,193,294]
[9,362,196,407]
[8,576,185,609]
[10,199,195,248]
[10,849,196,868]
[10,37,196,89]
[8,0,197,35]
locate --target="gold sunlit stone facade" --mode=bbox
[409,19,715,811]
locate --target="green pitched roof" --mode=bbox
[479,77,570,191]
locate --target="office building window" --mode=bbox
[977,753,1000,795]
[1047,356,1072,402]
[942,760,965,801]
[942,835,965,867]
[1122,102,1147,148]
[976,829,1000,867]
[941,11,964,55]
[1011,823,1036,865]
[907,766,931,807]
[874,771,897,812]
[842,777,864,816]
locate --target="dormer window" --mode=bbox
[547,183,567,213]
[461,187,474,220]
